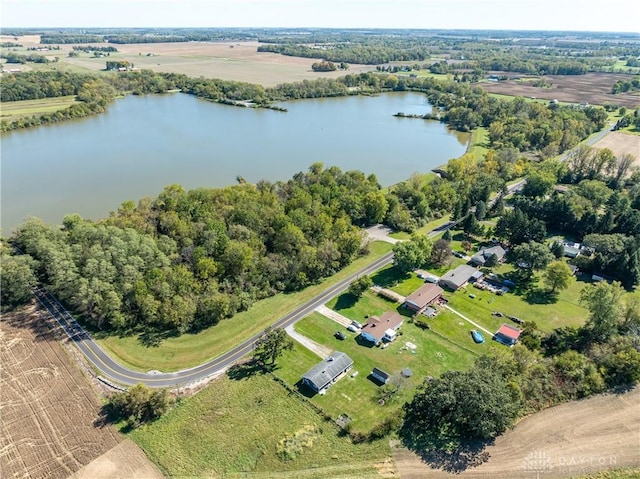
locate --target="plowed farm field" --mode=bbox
[392,388,640,478]
[481,73,640,108]
[0,305,124,479]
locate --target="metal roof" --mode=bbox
[301,352,353,390]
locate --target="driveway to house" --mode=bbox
[444,304,493,336]
[285,325,331,359]
[315,305,352,327]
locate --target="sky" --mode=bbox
[1,0,638,33]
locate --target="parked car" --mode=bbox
[453,251,465,258]
[351,320,363,329]
[346,324,358,333]
[471,330,485,344]
[335,331,346,340]
[424,275,438,283]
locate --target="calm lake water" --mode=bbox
[1,92,467,232]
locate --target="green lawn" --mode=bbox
[468,127,489,162]
[97,241,393,372]
[0,95,78,120]
[131,372,390,478]
[327,288,405,324]
[388,215,452,240]
[443,269,590,334]
[279,311,478,432]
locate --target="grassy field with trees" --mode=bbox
[130,372,391,477]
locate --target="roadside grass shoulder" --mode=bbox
[97,241,393,372]
[286,312,477,431]
[131,372,389,477]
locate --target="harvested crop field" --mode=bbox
[592,131,640,163]
[480,73,640,108]
[0,305,123,479]
[69,439,164,479]
[392,388,640,478]
[64,41,374,86]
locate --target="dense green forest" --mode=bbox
[7,165,382,335]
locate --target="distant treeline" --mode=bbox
[40,34,104,44]
[258,43,432,65]
[1,52,50,64]
[72,45,118,52]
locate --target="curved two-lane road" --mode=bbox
[35,252,394,388]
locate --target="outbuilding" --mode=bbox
[371,367,390,384]
[493,324,522,347]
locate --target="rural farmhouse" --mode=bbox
[301,352,353,394]
[360,311,404,345]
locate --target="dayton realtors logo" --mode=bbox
[523,450,617,477]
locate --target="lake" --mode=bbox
[1,92,467,232]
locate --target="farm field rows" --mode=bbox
[392,387,640,478]
[591,131,640,170]
[0,305,123,479]
[480,73,640,108]
[0,95,78,120]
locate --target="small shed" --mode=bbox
[371,367,390,384]
[493,324,522,347]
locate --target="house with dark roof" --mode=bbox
[470,245,506,266]
[371,367,390,384]
[360,311,404,346]
[301,352,353,394]
[493,324,522,347]
[404,283,444,313]
[438,264,478,291]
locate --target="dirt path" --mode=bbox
[285,325,332,359]
[315,304,353,327]
[69,440,164,479]
[393,388,640,478]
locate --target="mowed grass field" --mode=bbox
[0,95,78,120]
[96,241,393,372]
[130,372,392,478]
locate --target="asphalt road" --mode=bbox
[34,252,394,388]
[32,126,614,389]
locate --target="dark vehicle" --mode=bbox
[471,330,485,344]
[335,331,346,340]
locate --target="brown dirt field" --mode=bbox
[64,41,375,86]
[0,305,124,479]
[69,439,164,479]
[393,388,640,479]
[480,73,640,108]
[592,131,640,165]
